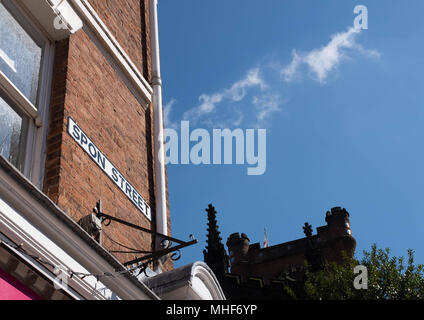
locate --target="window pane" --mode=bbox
[0,3,42,105]
[0,94,28,170]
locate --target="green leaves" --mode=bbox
[303,244,424,300]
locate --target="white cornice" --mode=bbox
[0,157,159,300]
[17,0,83,41]
[143,261,226,300]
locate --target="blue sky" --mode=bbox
[158,0,424,267]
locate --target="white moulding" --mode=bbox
[19,0,83,40]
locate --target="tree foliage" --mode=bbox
[303,244,424,300]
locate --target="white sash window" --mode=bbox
[0,0,54,185]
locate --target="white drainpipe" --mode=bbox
[149,0,168,255]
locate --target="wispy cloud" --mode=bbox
[183,68,268,125]
[165,25,381,130]
[168,67,284,129]
[253,93,284,124]
[164,98,177,129]
[282,27,380,83]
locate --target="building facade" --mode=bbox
[203,205,356,299]
[0,0,223,300]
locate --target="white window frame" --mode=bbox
[0,0,55,187]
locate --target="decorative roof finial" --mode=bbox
[203,204,229,280]
[303,222,313,238]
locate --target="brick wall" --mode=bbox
[88,0,150,79]
[225,209,356,284]
[43,0,172,271]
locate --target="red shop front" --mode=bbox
[0,268,41,300]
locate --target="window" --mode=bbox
[0,0,53,183]
[0,95,28,170]
[0,3,42,104]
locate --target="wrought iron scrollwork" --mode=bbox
[160,238,172,249]
[103,218,112,226]
[171,250,182,261]
[92,200,198,267]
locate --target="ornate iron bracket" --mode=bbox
[93,200,197,267]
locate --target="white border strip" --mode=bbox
[0,159,158,300]
[0,197,112,300]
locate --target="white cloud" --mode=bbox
[253,93,284,125]
[232,110,244,126]
[166,25,381,131]
[183,67,267,124]
[281,50,302,82]
[180,67,287,128]
[164,98,177,129]
[186,93,224,121]
[282,27,380,83]
[227,68,268,101]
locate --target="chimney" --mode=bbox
[226,232,250,275]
